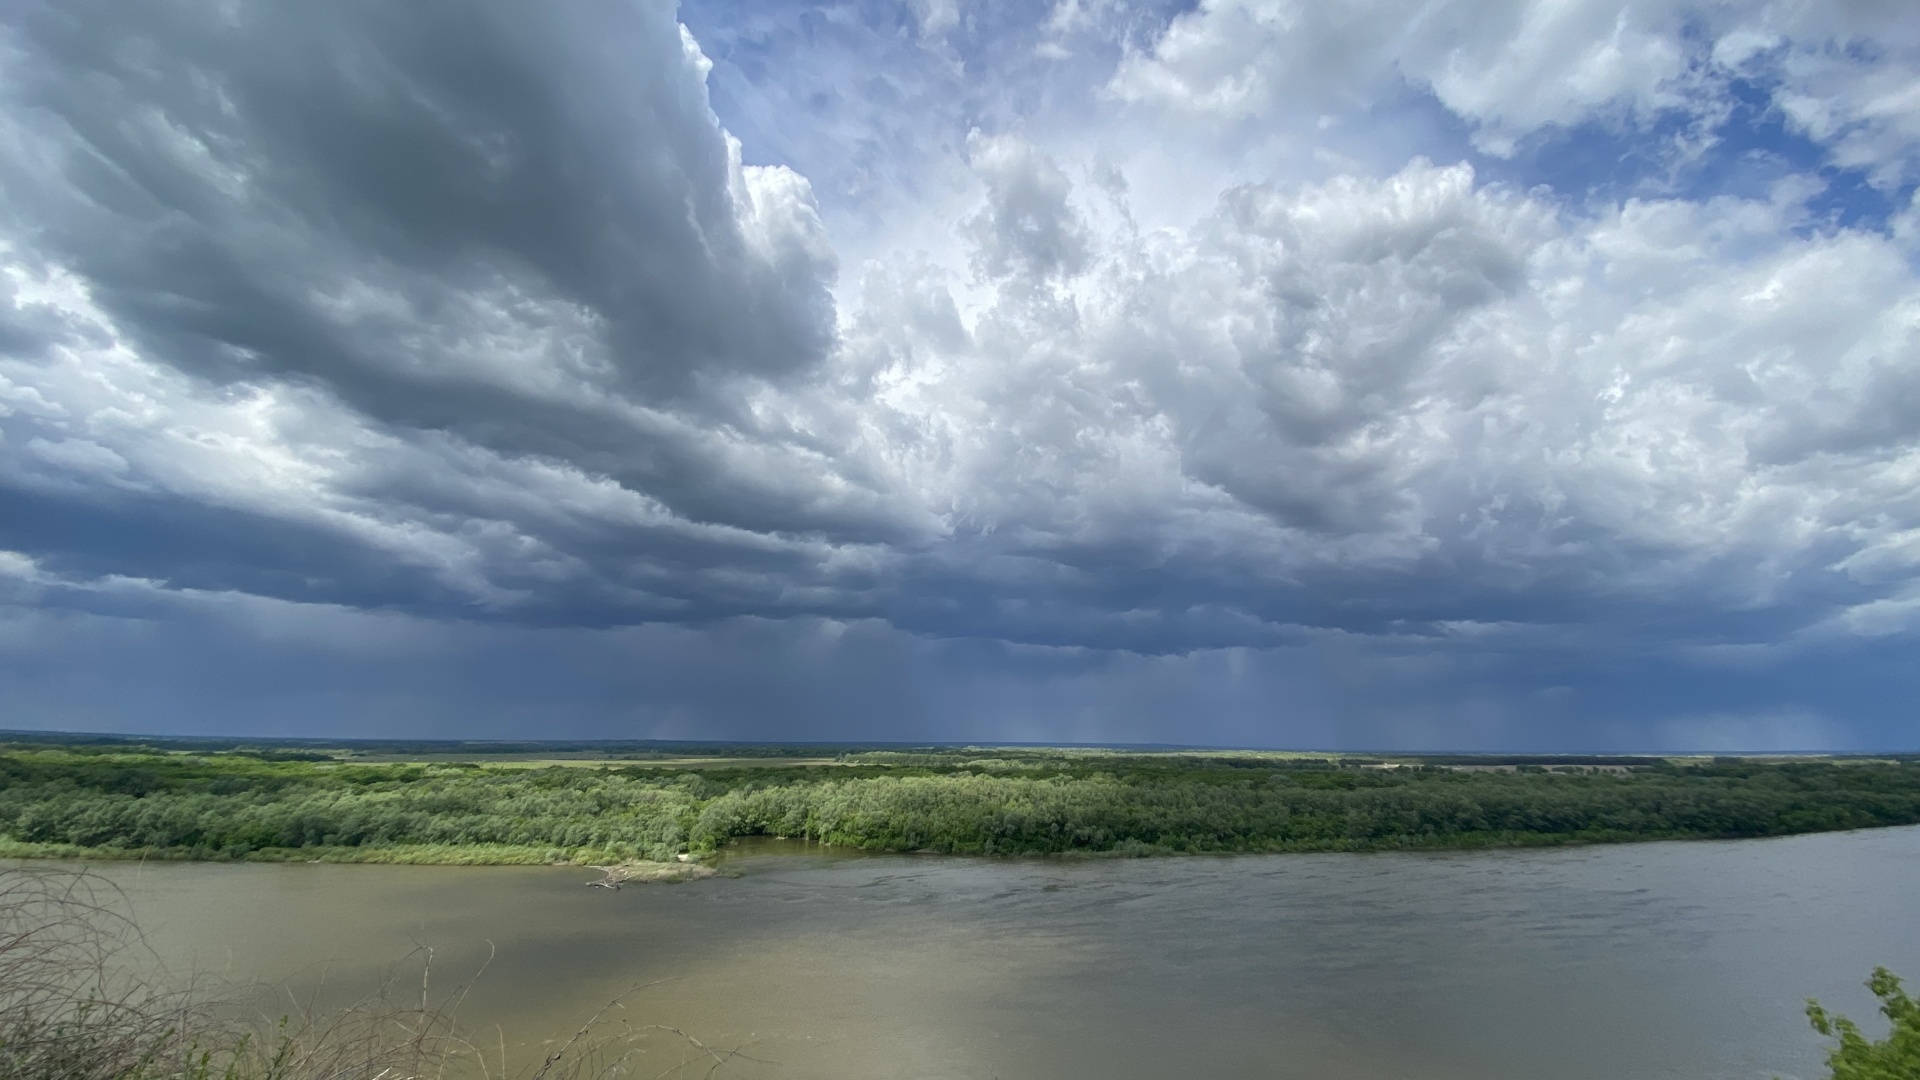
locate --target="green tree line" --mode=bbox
[0,747,1916,862]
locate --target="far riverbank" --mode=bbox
[3,740,1916,865]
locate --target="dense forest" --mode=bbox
[0,739,1916,864]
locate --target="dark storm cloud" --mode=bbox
[0,0,938,625]
[2,590,1912,751]
[9,0,832,396]
[2,0,1919,748]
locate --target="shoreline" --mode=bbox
[0,840,717,880]
[3,821,1916,870]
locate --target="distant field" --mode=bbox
[0,733,1915,865]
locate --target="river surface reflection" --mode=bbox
[53,825,1920,1080]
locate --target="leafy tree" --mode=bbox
[1803,968,1920,1080]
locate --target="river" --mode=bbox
[48,825,1920,1079]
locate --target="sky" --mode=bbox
[1,0,1918,751]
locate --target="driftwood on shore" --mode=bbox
[583,861,713,889]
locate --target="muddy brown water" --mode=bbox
[36,825,1920,1079]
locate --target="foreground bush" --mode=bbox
[1804,968,1920,1080]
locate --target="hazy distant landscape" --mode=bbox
[4,734,1917,867]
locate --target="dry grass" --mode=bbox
[0,867,203,1080]
[0,867,749,1080]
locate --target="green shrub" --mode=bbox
[1803,968,1920,1080]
